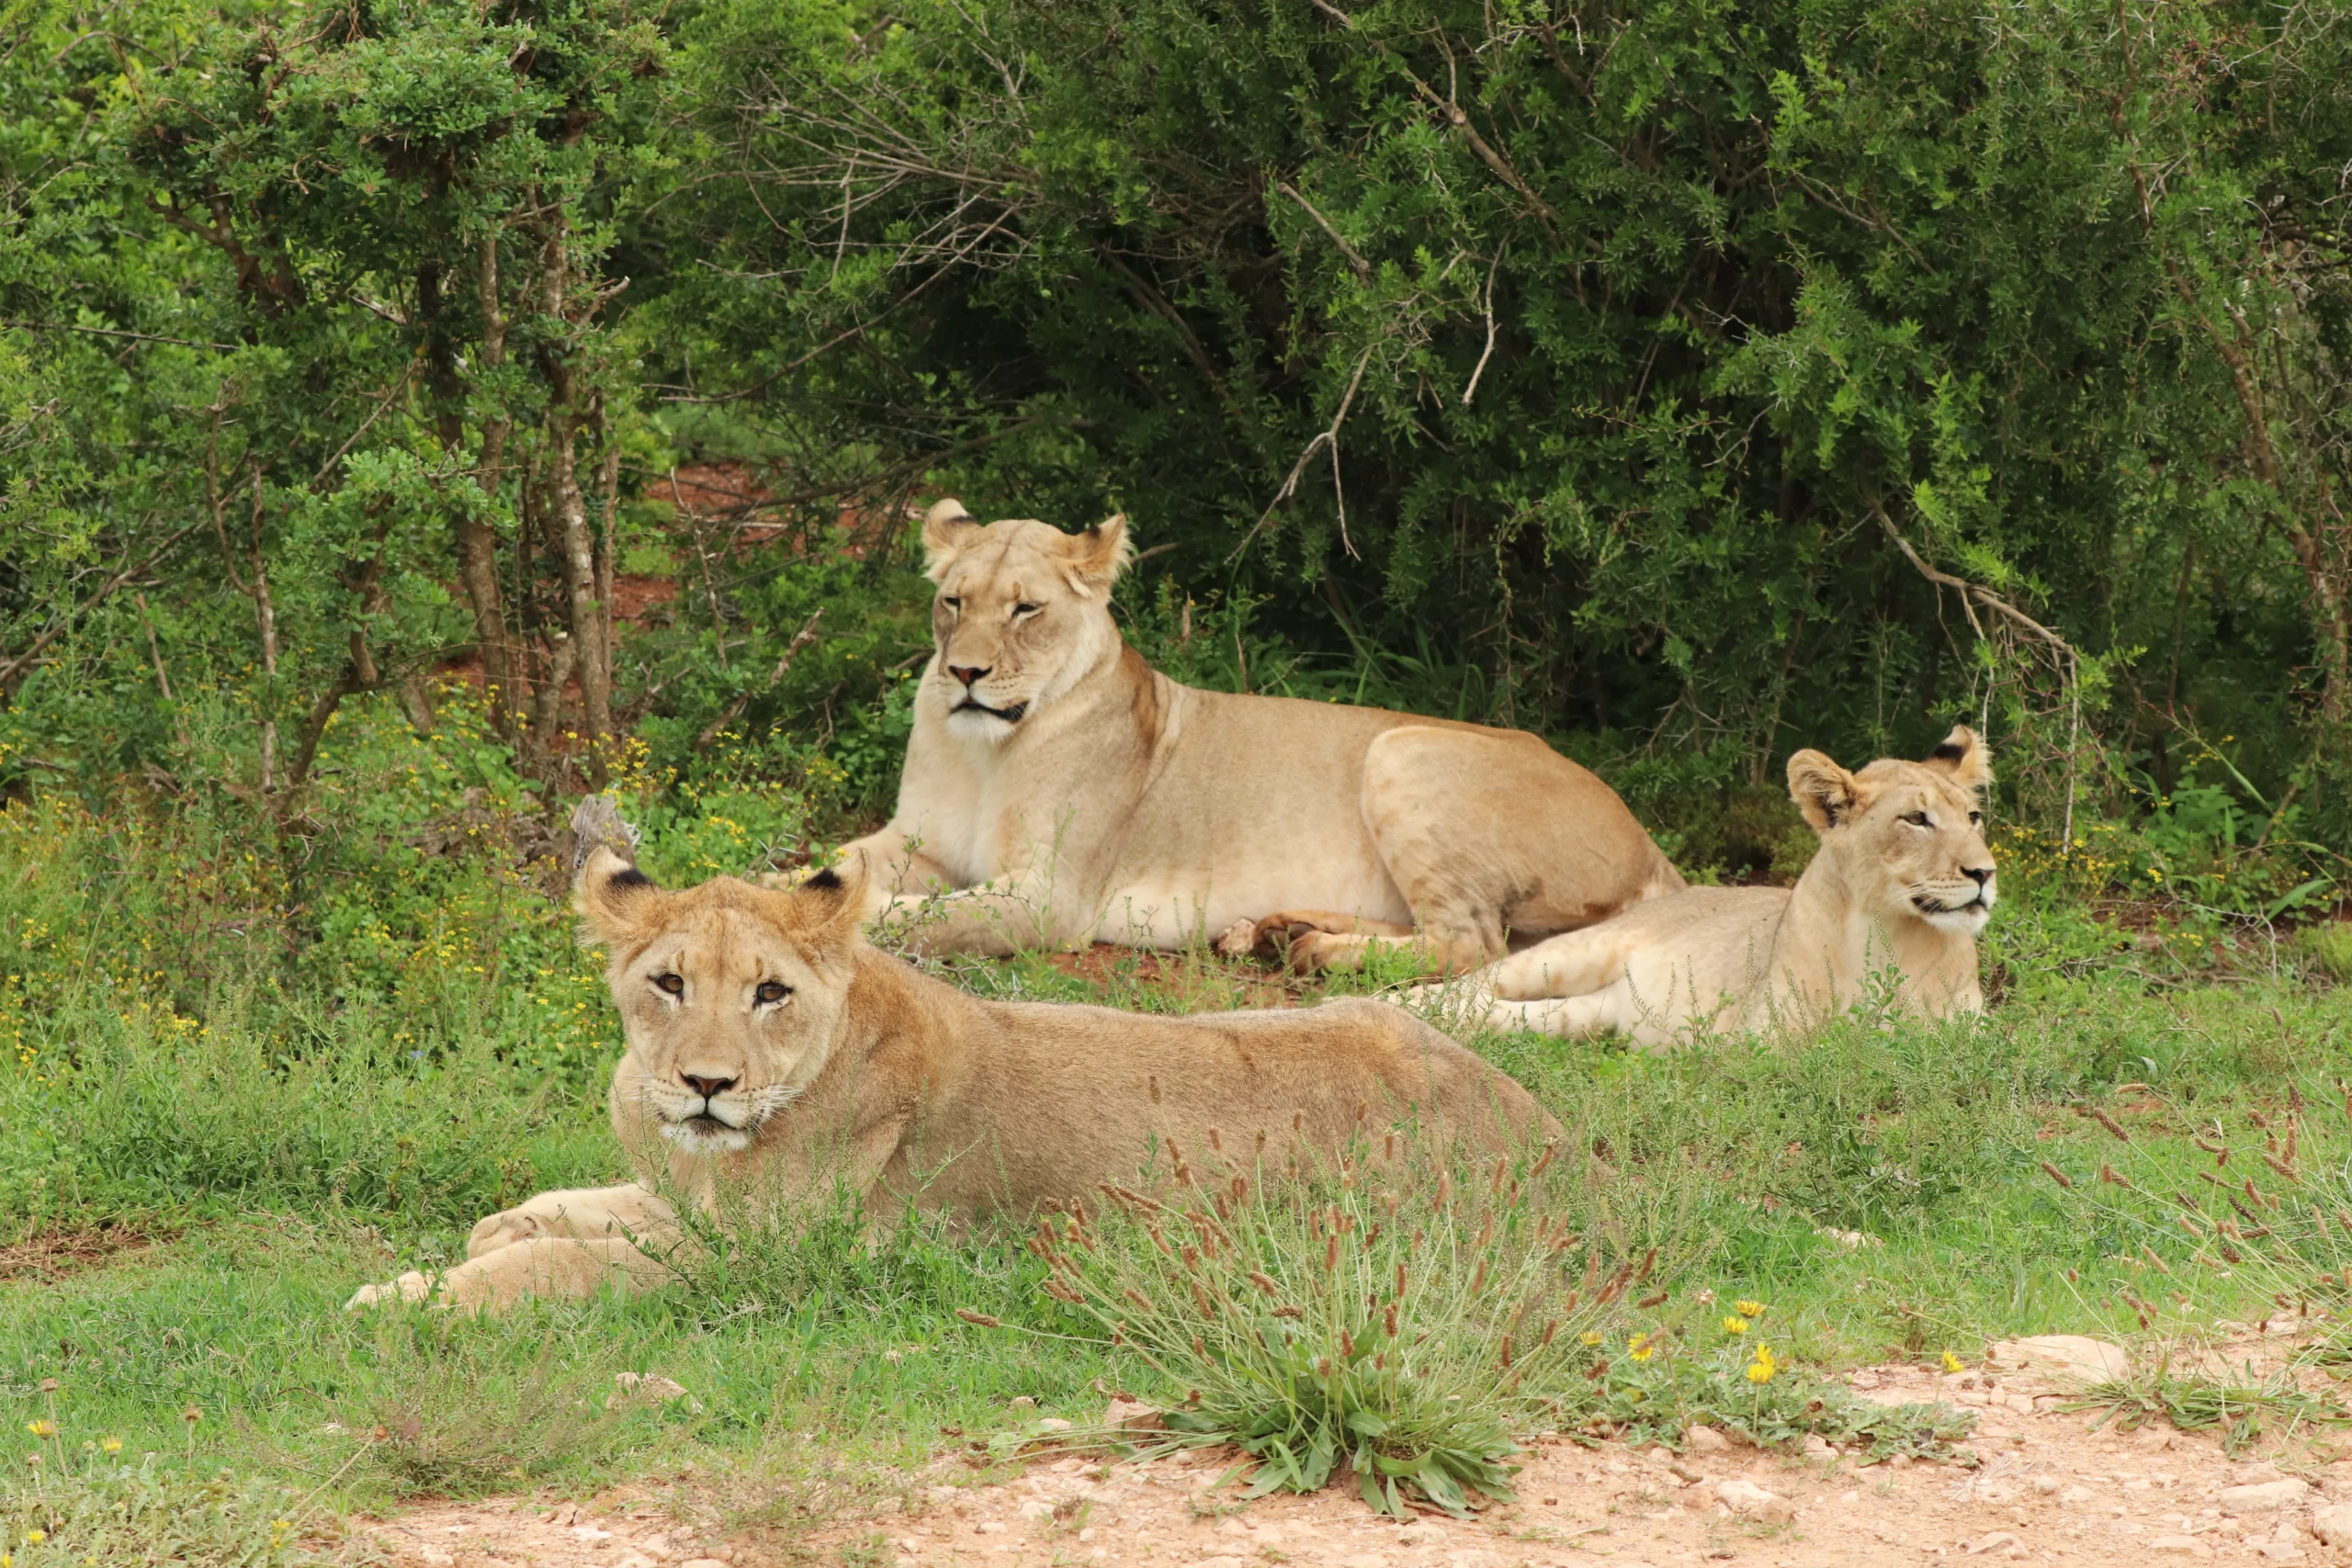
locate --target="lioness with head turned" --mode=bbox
[1408,728,1998,1048]
[832,499,1682,973]
[348,819,1555,1313]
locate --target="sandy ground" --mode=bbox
[368,1337,2352,1568]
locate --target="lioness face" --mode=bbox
[918,498,1134,744]
[1788,727,1998,937]
[575,849,865,1156]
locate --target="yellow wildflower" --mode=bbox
[1735,1300,1767,1318]
[24,1531,44,1544]
[1940,1350,1964,1374]
[100,1438,120,1455]
[1747,1345,1777,1384]
[24,1422,53,1438]
[1722,1315,1749,1335]
[1628,1332,1657,1363]
[1578,1331,1603,1347]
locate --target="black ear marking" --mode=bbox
[605,866,654,889]
[805,866,843,891]
[1929,740,1968,763]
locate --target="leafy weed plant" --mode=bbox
[2,1448,348,1567]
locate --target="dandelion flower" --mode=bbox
[1578,1331,1603,1347]
[1722,1315,1749,1335]
[24,1531,43,1544]
[1735,1299,1767,1317]
[101,1437,121,1454]
[24,1422,52,1438]
[1747,1345,1777,1384]
[1628,1332,1657,1363]
[1940,1350,1965,1374]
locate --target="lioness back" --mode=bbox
[899,993,1555,1214]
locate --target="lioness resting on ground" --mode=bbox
[1406,728,1998,1047]
[832,499,1682,974]
[347,812,1555,1313]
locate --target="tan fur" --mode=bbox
[839,499,1683,973]
[348,850,1554,1312]
[1408,728,1999,1047]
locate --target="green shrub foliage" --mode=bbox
[2,0,2349,857]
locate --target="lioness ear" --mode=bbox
[790,852,870,952]
[576,845,662,944]
[1057,513,1134,598]
[1787,749,1860,834]
[1923,725,1994,791]
[922,497,981,584]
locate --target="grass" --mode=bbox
[2,725,2350,1558]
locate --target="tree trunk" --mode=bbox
[458,231,519,739]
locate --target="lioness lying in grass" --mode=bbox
[348,807,1554,1313]
[1408,728,1998,1047]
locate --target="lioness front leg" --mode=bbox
[832,831,960,925]
[348,1235,677,1314]
[466,1182,674,1260]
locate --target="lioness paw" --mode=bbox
[345,1269,439,1311]
[467,1208,548,1258]
[1212,918,1261,959]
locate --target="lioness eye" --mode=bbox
[941,595,961,611]
[653,973,684,997]
[1902,810,1930,828]
[754,980,790,1005]
[1013,602,1039,615]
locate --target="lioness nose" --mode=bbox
[1962,866,1995,886]
[947,663,989,688]
[682,1073,737,1100]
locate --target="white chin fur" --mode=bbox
[944,706,1023,744]
[1922,905,1992,937]
[660,1120,753,1155]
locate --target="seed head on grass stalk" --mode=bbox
[1016,1123,1652,1518]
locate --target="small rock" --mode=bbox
[1966,1531,2023,1556]
[1987,1336,2132,1382]
[1687,1425,1734,1453]
[1077,1528,1095,1543]
[417,1552,455,1568]
[612,1371,698,1407]
[2149,1538,2214,1559]
[1648,1445,1675,1464]
[1800,1433,1835,1460]
[1102,1396,1163,1432]
[975,1521,1007,1536]
[2256,1544,2309,1562]
[1008,1395,1036,1413]
[573,1526,616,1540]
[1017,1501,1055,1521]
[925,1485,960,1504]
[1034,1417,1074,1434]
[2313,1506,2352,1549]
[2222,1480,2313,1515]
[2033,1475,2062,1495]
[1716,1478,1795,1525]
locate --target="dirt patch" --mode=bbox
[367,1348,2352,1568]
[0,1224,164,1285]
